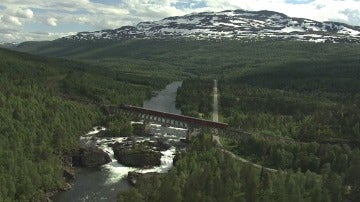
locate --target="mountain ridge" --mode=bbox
[62,9,360,43]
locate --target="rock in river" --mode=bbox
[72,147,111,167]
[112,145,161,167]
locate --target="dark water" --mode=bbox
[53,167,131,202]
[54,81,183,202]
[143,81,182,114]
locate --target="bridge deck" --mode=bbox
[119,105,229,129]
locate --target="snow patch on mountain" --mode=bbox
[62,9,360,43]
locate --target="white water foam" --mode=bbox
[138,146,176,173]
[100,141,137,185]
[80,125,186,185]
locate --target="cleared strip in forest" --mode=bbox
[211,80,277,173]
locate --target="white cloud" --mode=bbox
[1,15,22,26]
[0,8,34,30]
[200,0,360,24]
[2,33,17,41]
[46,17,57,26]
[0,31,77,42]
[15,8,34,19]
[342,9,360,25]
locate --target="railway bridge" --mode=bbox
[103,104,251,141]
[103,104,229,130]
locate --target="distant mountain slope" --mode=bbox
[0,42,18,48]
[63,9,360,43]
[13,39,360,91]
[12,9,360,58]
[0,46,170,104]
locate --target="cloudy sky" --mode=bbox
[1,0,359,42]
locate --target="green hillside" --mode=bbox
[4,39,360,201]
[170,41,360,201]
[15,39,360,79]
[0,48,170,201]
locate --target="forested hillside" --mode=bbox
[173,41,360,201]
[14,40,360,79]
[0,48,168,201]
[3,39,360,201]
[118,133,360,202]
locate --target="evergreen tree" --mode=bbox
[242,163,258,202]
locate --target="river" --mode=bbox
[54,81,184,202]
[143,81,182,115]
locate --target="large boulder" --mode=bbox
[96,130,128,138]
[63,167,75,180]
[151,140,171,151]
[112,145,161,167]
[59,183,72,191]
[72,147,111,167]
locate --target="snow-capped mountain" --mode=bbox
[64,9,360,43]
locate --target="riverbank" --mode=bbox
[54,81,184,202]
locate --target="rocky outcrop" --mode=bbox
[151,140,171,151]
[59,183,72,191]
[172,151,183,166]
[180,138,190,144]
[63,167,75,180]
[96,130,127,138]
[72,147,111,167]
[127,172,160,186]
[112,144,161,167]
[42,192,56,202]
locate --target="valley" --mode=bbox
[54,81,185,202]
[0,6,359,202]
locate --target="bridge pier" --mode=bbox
[144,121,152,134]
[186,125,198,140]
[186,128,191,140]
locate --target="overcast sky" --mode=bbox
[1,0,359,42]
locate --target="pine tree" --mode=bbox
[311,183,323,202]
[117,188,144,202]
[324,172,342,202]
[258,167,271,199]
[345,154,360,201]
[242,164,258,202]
